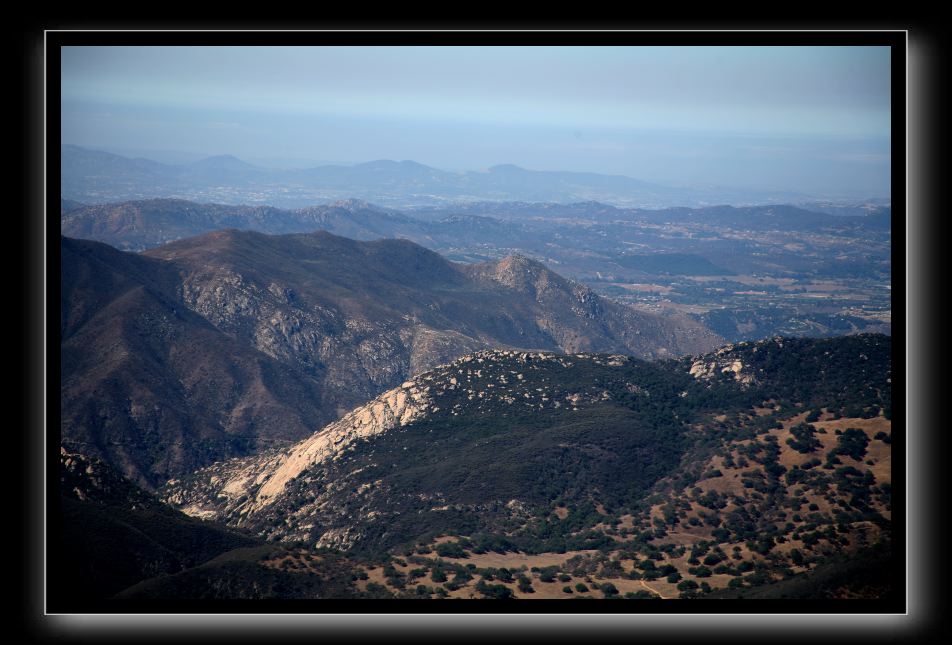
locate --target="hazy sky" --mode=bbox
[61,45,892,198]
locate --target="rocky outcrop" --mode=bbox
[688,345,757,386]
[163,378,434,522]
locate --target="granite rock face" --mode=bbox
[162,377,435,527]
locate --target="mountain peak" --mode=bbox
[491,253,551,280]
[461,253,570,303]
[187,154,258,170]
[357,159,399,168]
[354,159,439,174]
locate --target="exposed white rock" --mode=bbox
[249,380,432,509]
[315,525,360,550]
[181,504,219,520]
[689,356,754,386]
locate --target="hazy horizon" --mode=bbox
[61,45,892,200]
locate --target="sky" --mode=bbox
[60,45,892,199]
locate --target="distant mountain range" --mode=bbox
[61,144,837,209]
[61,196,892,347]
[61,198,427,251]
[61,196,890,254]
[62,230,722,488]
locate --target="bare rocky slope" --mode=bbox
[62,230,722,488]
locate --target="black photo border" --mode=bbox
[21,22,940,642]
